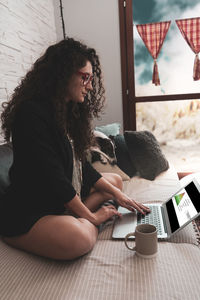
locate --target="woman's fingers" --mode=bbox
[138,202,151,212]
[104,196,150,217]
[105,205,122,217]
[122,198,151,215]
[131,201,150,215]
[94,205,122,225]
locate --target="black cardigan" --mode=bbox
[0,100,101,237]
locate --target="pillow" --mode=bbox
[95,123,121,137]
[114,134,137,178]
[124,130,169,181]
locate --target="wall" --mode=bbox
[0,0,57,140]
[53,0,123,128]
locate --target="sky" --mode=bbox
[132,0,200,96]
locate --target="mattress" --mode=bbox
[0,239,200,300]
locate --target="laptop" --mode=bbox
[112,178,200,239]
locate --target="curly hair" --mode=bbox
[1,37,105,161]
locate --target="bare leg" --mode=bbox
[3,173,122,260]
[83,172,123,211]
[3,215,98,260]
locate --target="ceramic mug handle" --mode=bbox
[124,232,136,250]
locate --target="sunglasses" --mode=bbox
[77,71,94,86]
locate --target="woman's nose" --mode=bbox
[86,80,93,91]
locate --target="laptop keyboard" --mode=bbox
[137,205,164,235]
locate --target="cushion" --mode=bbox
[114,134,137,178]
[0,143,13,199]
[95,122,121,137]
[92,161,130,181]
[124,131,169,181]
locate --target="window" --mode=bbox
[136,99,200,172]
[118,0,200,172]
[118,0,200,130]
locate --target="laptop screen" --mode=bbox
[166,181,200,233]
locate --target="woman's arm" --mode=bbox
[94,176,150,215]
[65,194,121,226]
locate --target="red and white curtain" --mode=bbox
[136,21,171,86]
[176,17,200,81]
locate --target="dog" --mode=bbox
[89,130,117,165]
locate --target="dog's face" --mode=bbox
[90,130,117,165]
[95,136,117,165]
[96,137,115,158]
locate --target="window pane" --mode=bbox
[136,100,200,172]
[133,0,200,96]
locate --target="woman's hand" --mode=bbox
[114,189,151,215]
[93,175,150,216]
[65,194,120,226]
[92,205,122,226]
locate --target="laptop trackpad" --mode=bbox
[112,207,137,239]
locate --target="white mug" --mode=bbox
[124,224,158,259]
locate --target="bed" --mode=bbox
[1,165,200,300]
[1,124,200,300]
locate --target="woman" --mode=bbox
[0,38,150,260]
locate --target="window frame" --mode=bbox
[118,0,200,130]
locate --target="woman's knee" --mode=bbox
[58,217,98,259]
[76,218,98,252]
[115,174,123,190]
[102,172,123,190]
[55,217,99,259]
[110,173,123,190]
[46,217,97,259]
